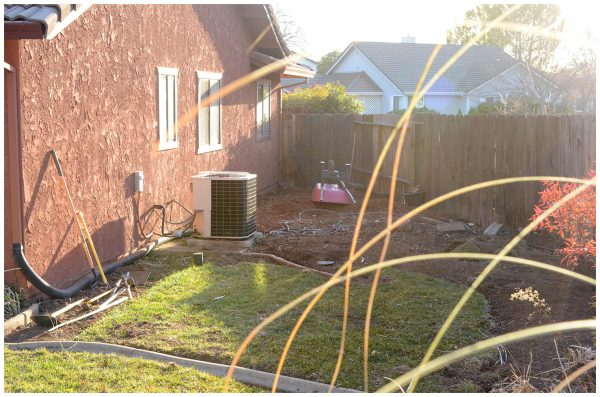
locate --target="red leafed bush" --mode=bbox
[531,169,596,268]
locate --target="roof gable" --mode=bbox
[309,72,382,93]
[352,41,520,93]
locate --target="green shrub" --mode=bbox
[283,83,364,114]
[388,106,439,116]
[468,103,499,115]
[4,285,29,319]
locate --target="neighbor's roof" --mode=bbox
[4,4,87,39]
[344,41,521,94]
[309,72,382,93]
[280,72,382,94]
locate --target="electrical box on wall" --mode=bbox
[134,171,144,192]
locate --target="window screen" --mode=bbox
[157,67,178,150]
[197,72,222,152]
[256,81,271,140]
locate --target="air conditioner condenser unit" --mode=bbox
[191,172,257,239]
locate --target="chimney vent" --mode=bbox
[401,35,416,43]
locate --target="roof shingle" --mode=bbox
[350,41,520,93]
[4,4,83,38]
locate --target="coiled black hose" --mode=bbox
[11,235,183,299]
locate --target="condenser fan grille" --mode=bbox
[210,178,257,238]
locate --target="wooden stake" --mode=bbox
[48,296,128,332]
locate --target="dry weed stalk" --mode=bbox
[510,287,552,321]
[221,4,596,392]
[491,354,539,393]
[264,5,527,392]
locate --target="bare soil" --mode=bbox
[6,187,595,392]
[250,188,596,392]
[5,270,154,344]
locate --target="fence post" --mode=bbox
[281,113,296,188]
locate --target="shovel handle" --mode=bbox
[50,149,63,176]
[77,211,109,285]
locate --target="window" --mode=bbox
[409,96,425,109]
[392,95,401,111]
[486,96,495,104]
[256,80,271,141]
[197,71,223,153]
[157,67,178,151]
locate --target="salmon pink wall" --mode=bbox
[8,4,282,293]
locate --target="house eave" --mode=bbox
[347,91,383,96]
[4,4,91,40]
[250,51,316,78]
[405,91,465,96]
[4,21,44,39]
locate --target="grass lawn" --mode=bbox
[4,349,261,393]
[78,255,491,391]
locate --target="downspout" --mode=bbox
[277,79,284,187]
[5,60,27,284]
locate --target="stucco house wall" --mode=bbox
[422,95,468,115]
[330,47,402,113]
[5,4,282,292]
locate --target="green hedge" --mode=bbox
[283,83,364,114]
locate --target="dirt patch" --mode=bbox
[251,188,596,392]
[5,267,160,343]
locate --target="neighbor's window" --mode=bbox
[409,95,425,109]
[392,95,401,111]
[197,71,223,153]
[256,80,271,140]
[157,67,178,151]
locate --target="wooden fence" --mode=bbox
[281,113,596,228]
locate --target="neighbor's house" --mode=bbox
[553,68,596,114]
[4,4,313,295]
[293,40,565,115]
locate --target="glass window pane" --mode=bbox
[199,79,210,145]
[209,79,220,146]
[262,84,270,136]
[166,75,175,141]
[159,75,167,141]
[256,83,263,134]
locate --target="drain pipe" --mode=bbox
[12,235,180,299]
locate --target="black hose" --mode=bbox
[13,243,94,298]
[11,234,184,299]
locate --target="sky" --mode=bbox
[275,0,597,66]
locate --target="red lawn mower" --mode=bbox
[312,160,356,206]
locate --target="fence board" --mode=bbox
[282,113,595,228]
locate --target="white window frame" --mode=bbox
[196,71,223,154]
[157,67,179,151]
[409,96,425,109]
[391,95,402,111]
[256,79,272,141]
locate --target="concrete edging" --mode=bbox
[5,341,359,393]
[4,303,39,334]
